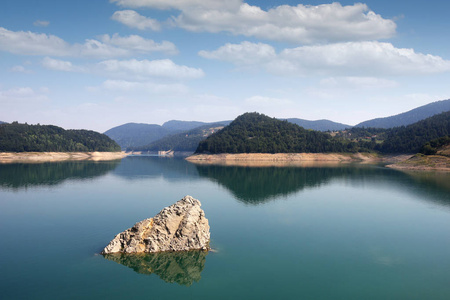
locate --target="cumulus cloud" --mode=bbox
[0,27,72,56]
[200,41,450,76]
[199,41,275,65]
[0,27,176,58]
[10,65,32,73]
[96,59,204,80]
[111,10,160,30]
[90,79,188,94]
[33,20,50,27]
[99,33,177,55]
[41,57,84,72]
[111,1,396,43]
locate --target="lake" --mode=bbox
[1,156,450,299]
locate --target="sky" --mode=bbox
[1,0,450,132]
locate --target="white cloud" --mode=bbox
[320,77,398,89]
[0,27,72,56]
[41,57,83,72]
[91,79,188,94]
[200,41,450,76]
[0,87,50,117]
[112,1,396,44]
[10,65,32,73]
[33,20,50,27]
[99,33,177,55]
[96,59,204,80]
[111,10,161,30]
[245,95,293,106]
[199,41,275,65]
[110,0,241,10]
[0,27,176,58]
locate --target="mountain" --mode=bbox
[355,99,450,128]
[161,120,209,132]
[195,112,352,154]
[0,122,121,152]
[286,118,351,131]
[132,122,228,153]
[381,111,450,153]
[105,120,232,150]
[0,121,5,124]
[104,123,172,150]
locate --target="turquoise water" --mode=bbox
[1,156,450,299]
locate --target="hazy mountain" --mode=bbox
[285,118,351,131]
[104,123,172,150]
[105,120,231,150]
[162,120,209,132]
[132,122,229,153]
[355,99,450,128]
[0,121,5,124]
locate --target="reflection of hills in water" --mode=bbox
[194,164,450,206]
[112,156,199,181]
[0,161,120,190]
[103,251,208,286]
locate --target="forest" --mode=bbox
[195,112,450,155]
[0,122,121,152]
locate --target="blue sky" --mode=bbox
[1,0,450,132]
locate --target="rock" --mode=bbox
[101,196,210,254]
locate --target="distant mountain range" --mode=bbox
[104,120,231,150]
[0,121,5,124]
[355,99,450,128]
[130,122,229,153]
[104,99,450,150]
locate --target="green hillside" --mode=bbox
[0,122,121,152]
[195,113,355,154]
[381,111,450,153]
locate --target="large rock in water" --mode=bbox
[102,196,210,254]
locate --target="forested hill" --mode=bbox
[195,113,352,154]
[355,99,450,128]
[0,122,121,152]
[381,111,450,153]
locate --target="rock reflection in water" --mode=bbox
[103,250,208,286]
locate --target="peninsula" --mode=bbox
[187,112,449,170]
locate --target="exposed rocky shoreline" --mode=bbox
[0,151,129,163]
[387,154,450,171]
[186,153,411,167]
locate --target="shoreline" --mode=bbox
[386,154,450,171]
[185,153,412,167]
[0,151,129,163]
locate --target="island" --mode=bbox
[0,122,127,163]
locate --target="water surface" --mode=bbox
[1,156,450,299]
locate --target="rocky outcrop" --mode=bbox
[101,196,210,254]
